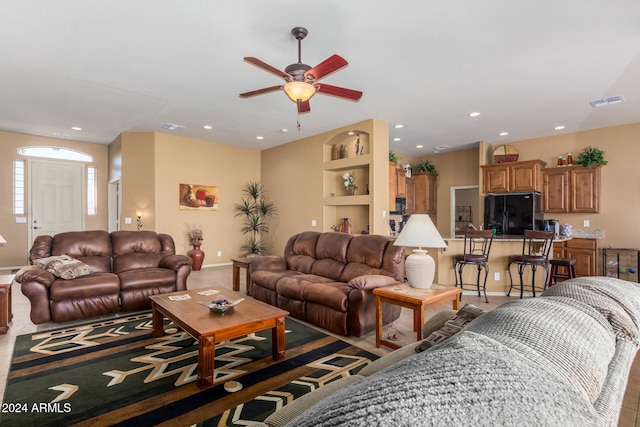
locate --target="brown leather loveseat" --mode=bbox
[250,231,405,337]
[16,230,192,324]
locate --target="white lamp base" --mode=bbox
[405,249,435,289]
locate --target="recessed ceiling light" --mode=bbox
[393,138,401,142]
[256,136,264,140]
[281,128,288,133]
[554,125,565,130]
[394,124,404,129]
[416,144,424,148]
[53,132,69,138]
[203,125,213,130]
[469,112,481,117]
[348,131,355,135]
[71,126,82,131]
[499,132,509,136]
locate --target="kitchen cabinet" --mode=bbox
[405,177,415,215]
[389,163,406,210]
[553,238,599,277]
[543,165,600,213]
[413,172,437,225]
[481,159,546,193]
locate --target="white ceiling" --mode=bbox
[1,1,639,157]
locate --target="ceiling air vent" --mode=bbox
[590,95,624,108]
[163,123,185,130]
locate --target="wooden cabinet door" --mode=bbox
[396,169,406,198]
[389,162,397,210]
[483,165,510,193]
[543,169,569,213]
[413,173,437,215]
[405,177,415,215]
[565,238,598,276]
[571,166,600,213]
[510,162,543,192]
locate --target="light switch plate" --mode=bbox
[583,219,590,227]
[124,217,132,224]
[311,219,317,227]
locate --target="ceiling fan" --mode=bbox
[239,27,363,114]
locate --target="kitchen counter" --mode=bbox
[447,234,572,242]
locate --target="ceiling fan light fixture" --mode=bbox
[283,81,316,102]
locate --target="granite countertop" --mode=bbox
[446,234,572,242]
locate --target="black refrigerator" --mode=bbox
[484,192,543,235]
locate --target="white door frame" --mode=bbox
[450,185,480,238]
[108,178,121,232]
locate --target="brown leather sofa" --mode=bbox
[250,231,405,337]
[16,230,192,324]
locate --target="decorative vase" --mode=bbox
[188,244,205,271]
[346,186,355,196]
[340,218,352,234]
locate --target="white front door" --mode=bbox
[29,160,85,243]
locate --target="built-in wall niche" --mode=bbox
[324,205,370,235]
[324,131,370,162]
[323,166,370,198]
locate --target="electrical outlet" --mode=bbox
[583,219,590,227]
[494,272,500,281]
[217,250,222,257]
[311,219,317,227]
[124,217,131,224]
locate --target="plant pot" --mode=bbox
[346,186,355,196]
[188,244,205,271]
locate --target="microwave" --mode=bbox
[391,198,406,215]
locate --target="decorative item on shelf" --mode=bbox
[492,144,519,163]
[403,164,412,177]
[340,144,348,159]
[393,214,447,289]
[389,151,399,163]
[365,184,369,195]
[355,135,360,157]
[339,218,352,234]
[136,211,143,231]
[233,181,277,255]
[343,171,357,195]
[576,146,608,168]
[567,152,573,165]
[331,145,339,160]
[187,227,205,270]
[416,159,437,174]
[561,224,573,237]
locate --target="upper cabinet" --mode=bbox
[413,172,438,225]
[389,163,406,209]
[543,165,601,213]
[481,159,546,193]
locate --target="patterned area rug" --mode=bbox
[1,312,378,426]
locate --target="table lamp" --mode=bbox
[393,214,447,288]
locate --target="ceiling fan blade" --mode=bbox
[315,83,363,101]
[297,100,311,114]
[305,54,348,82]
[239,85,283,98]
[244,57,292,80]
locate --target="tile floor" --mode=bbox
[1,265,638,426]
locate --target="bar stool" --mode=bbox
[547,258,577,287]
[507,230,554,299]
[453,229,494,303]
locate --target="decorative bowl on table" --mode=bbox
[199,296,244,313]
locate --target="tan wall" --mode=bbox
[0,131,109,268]
[116,132,262,262]
[261,119,390,255]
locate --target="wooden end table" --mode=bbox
[0,274,15,334]
[373,283,461,349]
[231,257,252,295]
[150,288,288,389]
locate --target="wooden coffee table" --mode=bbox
[373,283,462,349]
[150,288,289,389]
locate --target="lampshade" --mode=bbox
[0,234,6,244]
[283,81,316,102]
[393,214,447,288]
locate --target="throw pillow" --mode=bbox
[33,255,93,280]
[415,303,486,352]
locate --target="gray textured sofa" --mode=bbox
[255,276,640,427]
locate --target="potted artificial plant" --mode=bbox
[416,160,437,174]
[233,181,277,256]
[576,146,608,168]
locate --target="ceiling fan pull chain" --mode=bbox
[297,101,302,130]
